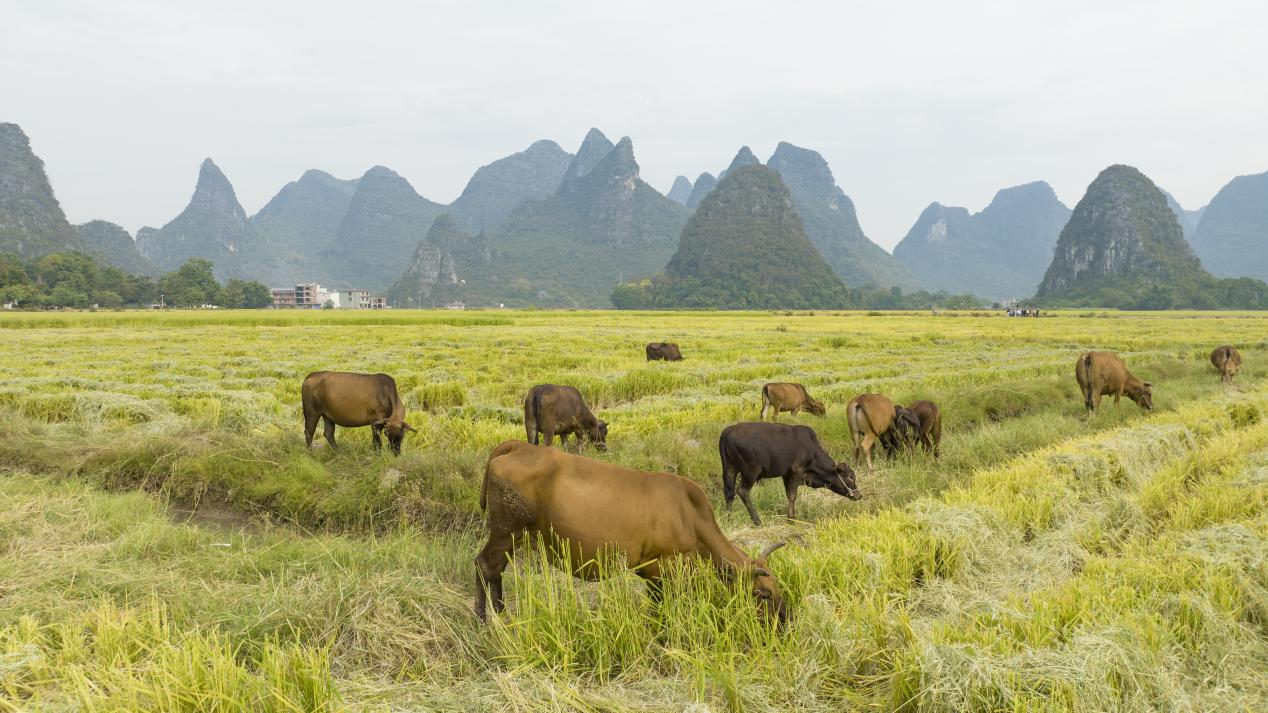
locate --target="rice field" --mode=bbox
[1,309,1265,711]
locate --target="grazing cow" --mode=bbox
[1210,345,1242,384]
[475,441,788,624]
[759,382,826,420]
[1075,351,1153,413]
[301,371,416,455]
[906,400,943,458]
[646,342,684,361]
[524,384,608,451]
[846,394,910,471]
[719,422,859,526]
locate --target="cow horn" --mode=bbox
[759,541,786,560]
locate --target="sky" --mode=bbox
[4,0,1267,249]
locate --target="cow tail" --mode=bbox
[760,384,770,418]
[479,458,490,511]
[528,388,542,445]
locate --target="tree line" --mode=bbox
[0,253,273,309]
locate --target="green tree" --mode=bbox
[160,259,222,307]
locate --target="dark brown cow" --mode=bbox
[646,342,684,361]
[301,371,416,455]
[759,383,826,420]
[475,440,787,624]
[524,384,607,451]
[1210,345,1242,384]
[1075,351,1153,413]
[720,422,858,526]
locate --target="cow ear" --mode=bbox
[752,567,771,578]
[1143,382,1153,388]
[403,422,417,433]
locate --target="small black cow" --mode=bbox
[720,422,859,526]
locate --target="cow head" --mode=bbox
[588,419,609,451]
[374,417,417,455]
[890,406,921,447]
[808,460,860,500]
[751,542,788,625]
[805,398,827,416]
[1129,382,1154,410]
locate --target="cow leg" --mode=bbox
[722,466,737,510]
[371,425,383,451]
[557,432,568,450]
[304,408,320,448]
[474,532,515,621]
[737,475,762,526]
[783,475,800,520]
[322,417,338,450]
[861,434,877,471]
[1114,388,1122,406]
[636,561,664,606]
[540,427,554,448]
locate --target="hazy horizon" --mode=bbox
[5,1,1266,250]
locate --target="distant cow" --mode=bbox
[1210,345,1242,384]
[720,422,859,526]
[301,371,416,455]
[759,383,826,420]
[476,440,788,624]
[1075,351,1153,413]
[847,394,913,470]
[524,384,608,451]
[646,342,684,361]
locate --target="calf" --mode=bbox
[524,384,608,451]
[720,422,859,526]
[1075,351,1153,413]
[759,382,826,420]
[1210,345,1242,384]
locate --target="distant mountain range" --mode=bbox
[3,119,1266,308]
[389,130,688,307]
[612,164,849,309]
[1189,170,1268,281]
[893,182,1071,300]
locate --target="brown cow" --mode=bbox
[1075,351,1153,413]
[907,400,942,458]
[847,394,911,471]
[301,371,416,455]
[646,342,684,361]
[475,441,787,624]
[1210,345,1242,384]
[759,383,826,420]
[524,384,608,451]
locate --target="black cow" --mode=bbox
[720,422,860,525]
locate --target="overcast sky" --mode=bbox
[5,0,1267,249]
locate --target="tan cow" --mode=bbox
[759,382,826,420]
[846,394,907,471]
[475,440,787,624]
[1075,351,1153,413]
[1210,345,1242,384]
[301,371,416,454]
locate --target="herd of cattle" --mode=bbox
[299,341,1244,625]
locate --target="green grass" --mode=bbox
[1,309,1266,710]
